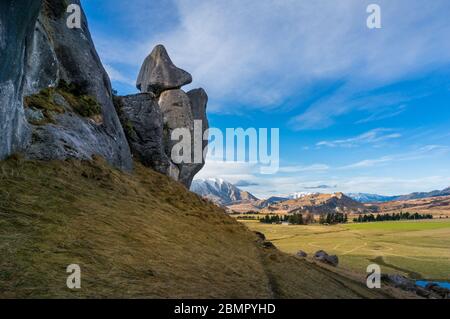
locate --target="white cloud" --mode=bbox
[103,64,135,87]
[278,164,330,173]
[93,0,450,116]
[341,144,450,169]
[356,104,407,124]
[316,128,401,148]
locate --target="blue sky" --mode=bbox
[82,0,450,198]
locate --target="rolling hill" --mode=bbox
[260,192,374,215]
[377,195,450,217]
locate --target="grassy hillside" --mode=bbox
[0,157,405,298]
[243,220,450,281]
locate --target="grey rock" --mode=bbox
[158,89,194,186]
[22,0,133,171]
[25,107,45,123]
[296,250,308,258]
[262,241,276,249]
[382,274,415,291]
[158,89,208,187]
[187,88,209,150]
[254,231,266,242]
[314,250,328,260]
[426,283,450,298]
[116,87,208,188]
[414,286,432,298]
[180,88,209,186]
[114,93,176,179]
[313,250,339,267]
[0,0,41,159]
[136,45,192,95]
[159,89,194,131]
[325,255,339,267]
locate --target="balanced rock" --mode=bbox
[137,45,192,95]
[116,45,208,188]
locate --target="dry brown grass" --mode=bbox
[0,157,405,298]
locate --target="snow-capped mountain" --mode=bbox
[190,178,259,205]
[347,187,450,203]
[346,193,396,203]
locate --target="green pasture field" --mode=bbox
[242,219,450,281]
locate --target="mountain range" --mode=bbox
[347,187,450,203]
[191,179,450,213]
[190,178,259,205]
[260,192,373,215]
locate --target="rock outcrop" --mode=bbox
[1,2,208,187]
[0,0,41,159]
[116,45,208,188]
[136,45,192,95]
[22,0,133,170]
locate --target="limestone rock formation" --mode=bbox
[114,93,178,180]
[136,45,192,95]
[0,0,41,159]
[117,45,208,188]
[1,2,208,187]
[22,0,133,171]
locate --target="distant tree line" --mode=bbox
[260,214,310,225]
[353,212,433,223]
[237,215,258,220]
[319,213,348,225]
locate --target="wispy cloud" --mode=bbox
[278,164,330,173]
[235,180,259,187]
[103,64,135,87]
[341,144,450,169]
[303,184,337,190]
[90,0,450,115]
[356,104,407,124]
[316,128,401,148]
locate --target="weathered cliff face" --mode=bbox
[0,0,42,159]
[116,45,209,188]
[22,0,133,171]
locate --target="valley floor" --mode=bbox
[242,219,450,281]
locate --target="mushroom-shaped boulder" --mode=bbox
[136,45,192,95]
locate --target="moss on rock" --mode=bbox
[23,81,102,125]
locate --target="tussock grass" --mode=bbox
[0,158,402,298]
